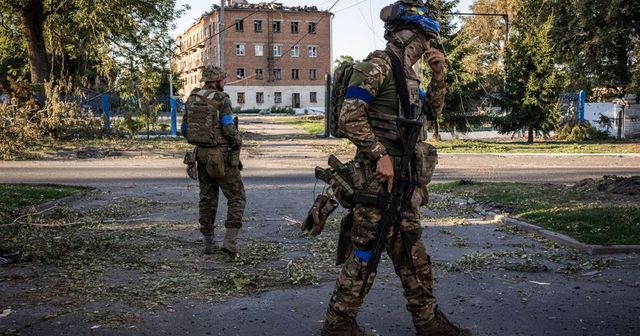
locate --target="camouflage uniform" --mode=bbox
[322,47,447,335]
[183,83,246,239]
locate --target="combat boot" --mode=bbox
[321,319,371,336]
[203,235,217,255]
[221,228,239,256]
[415,308,472,336]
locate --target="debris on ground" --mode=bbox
[572,175,640,195]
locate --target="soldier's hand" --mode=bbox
[425,48,445,81]
[374,154,394,193]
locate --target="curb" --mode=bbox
[487,212,640,255]
[430,192,640,255]
[36,189,93,211]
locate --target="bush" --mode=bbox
[555,121,609,141]
[0,79,107,159]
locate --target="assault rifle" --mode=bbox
[359,105,423,294]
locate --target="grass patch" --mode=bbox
[431,139,640,154]
[430,181,640,245]
[0,184,90,208]
[272,116,325,135]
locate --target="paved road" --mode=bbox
[1,118,639,336]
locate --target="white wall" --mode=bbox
[584,103,621,137]
[225,85,325,111]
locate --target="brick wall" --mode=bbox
[176,5,332,111]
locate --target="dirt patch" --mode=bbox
[573,175,640,195]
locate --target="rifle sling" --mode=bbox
[384,50,413,120]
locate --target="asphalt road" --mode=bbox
[1,118,639,336]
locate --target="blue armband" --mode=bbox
[345,86,375,106]
[418,88,426,99]
[220,114,234,126]
[354,248,371,263]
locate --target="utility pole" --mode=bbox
[219,0,225,68]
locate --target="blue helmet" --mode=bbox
[381,1,441,39]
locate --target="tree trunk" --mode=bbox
[527,126,534,143]
[18,0,49,101]
[431,120,441,141]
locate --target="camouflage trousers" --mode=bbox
[323,178,436,334]
[196,147,246,236]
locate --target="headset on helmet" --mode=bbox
[380,0,441,39]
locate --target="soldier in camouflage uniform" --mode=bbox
[321,1,471,335]
[182,66,246,256]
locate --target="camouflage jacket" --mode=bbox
[338,49,445,158]
[181,84,240,145]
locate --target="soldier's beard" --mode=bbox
[216,81,225,91]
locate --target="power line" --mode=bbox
[355,0,385,48]
[333,0,368,14]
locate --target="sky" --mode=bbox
[171,0,474,62]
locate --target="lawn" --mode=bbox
[272,116,325,135]
[0,184,91,209]
[430,181,640,245]
[431,139,640,154]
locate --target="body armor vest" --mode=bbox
[364,51,422,144]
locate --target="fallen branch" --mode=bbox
[0,205,58,229]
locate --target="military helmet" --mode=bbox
[380,0,441,40]
[200,65,227,82]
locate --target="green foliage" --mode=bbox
[268,106,295,115]
[418,0,485,135]
[555,121,610,141]
[0,0,184,94]
[123,116,146,137]
[551,0,640,95]
[495,0,563,142]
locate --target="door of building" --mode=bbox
[292,93,300,108]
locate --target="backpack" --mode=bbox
[329,61,356,138]
[185,90,221,146]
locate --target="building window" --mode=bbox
[310,92,317,103]
[254,20,262,32]
[255,44,264,56]
[308,22,316,34]
[235,43,245,56]
[274,92,282,104]
[290,45,299,57]
[273,44,282,57]
[256,92,264,104]
[256,68,264,80]
[291,21,299,33]
[292,69,299,80]
[237,92,245,105]
[308,46,317,58]
[272,20,281,33]
[236,68,245,79]
[309,69,317,80]
[235,19,244,32]
[273,68,282,80]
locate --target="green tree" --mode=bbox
[496,0,562,143]
[419,0,483,140]
[551,0,640,96]
[460,0,517,95]
[0,0,184,96]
